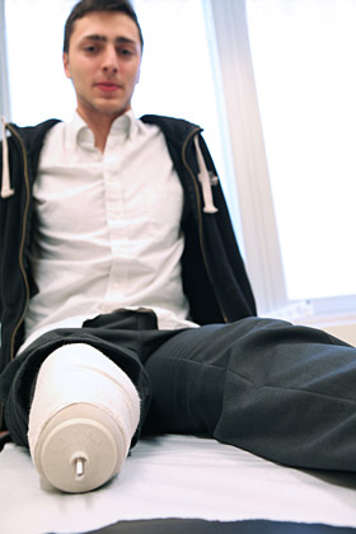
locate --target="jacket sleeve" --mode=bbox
[180,131,257,324]
[196,134,257,317]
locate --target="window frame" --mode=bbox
[209,0,288,315]
[209,0,356,328]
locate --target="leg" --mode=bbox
[1,309,159,449]
[28,343,140,493]
[144,317,356,471]
[1,310,174,492]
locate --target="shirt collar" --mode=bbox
[65,109,140,151]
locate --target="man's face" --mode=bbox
[63,11,141,121]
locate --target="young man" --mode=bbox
[1,0,356,493]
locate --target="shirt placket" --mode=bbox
[101,148,128,311]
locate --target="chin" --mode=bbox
[98,103,129,117]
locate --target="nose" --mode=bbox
[102,45,119,74]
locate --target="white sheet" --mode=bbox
[1,434,356,534]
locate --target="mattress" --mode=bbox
[1,434,356,534]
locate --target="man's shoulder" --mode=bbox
[10,118,60,142]
[140,114,202,144]
[6,118,61,154]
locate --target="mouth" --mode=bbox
[95,82,122,93]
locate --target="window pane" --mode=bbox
[246,0,356,300]
[5,0,77,123]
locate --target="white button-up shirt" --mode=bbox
[21,110,197,352]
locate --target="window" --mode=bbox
[4,0,77,123]
[246,0,356,307]
[210,0,356,323]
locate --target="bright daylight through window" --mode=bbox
[246,0,356,308]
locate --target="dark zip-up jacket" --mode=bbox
[0,114,256,429]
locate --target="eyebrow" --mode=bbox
[82,34,137,46]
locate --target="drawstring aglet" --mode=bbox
[198,171,219,214]
[193,135,218,214]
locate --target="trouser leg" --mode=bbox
[1,310,176,449]
[144,317,356,472]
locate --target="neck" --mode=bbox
[77,107,129,153]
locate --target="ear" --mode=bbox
[63,52,71,79]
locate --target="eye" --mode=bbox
[83,44,98,54]
[117,47,135,58]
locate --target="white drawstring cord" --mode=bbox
[1,116,14,199]
[193,135,218,214]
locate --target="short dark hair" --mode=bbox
[63,0,144,53]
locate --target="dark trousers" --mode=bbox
[1,309,355,472]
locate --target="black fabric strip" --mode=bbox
[49,518,356,534]
[0,430,11,452]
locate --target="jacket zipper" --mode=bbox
[6,125,31,362]
[182,129,228,323]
